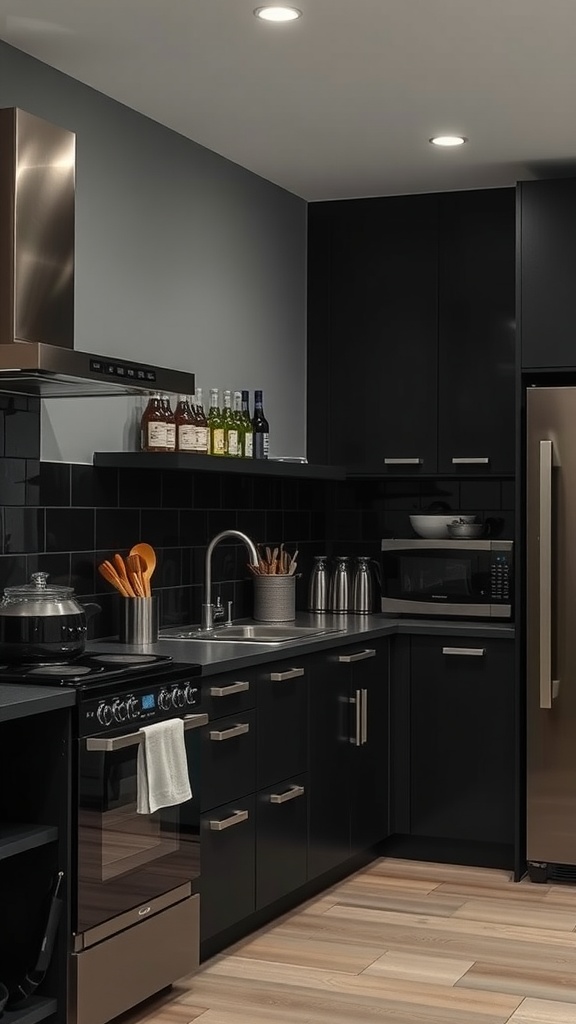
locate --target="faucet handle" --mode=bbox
[225,600,234,626]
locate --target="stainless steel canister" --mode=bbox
[119,597,159,644]
[308,555,329,612]
[352,556,374,614]
[329,556,352,612]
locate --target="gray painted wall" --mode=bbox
[0,42,307,463]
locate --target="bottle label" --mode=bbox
[165,423,176,450]
[177,425,196,451]
[212,428,225,455]
[191,426,209,453]
[253,432,269,459]
[244,432,253,458]
[263,432,269,457]
[146,422,167,449]
[228,430,239,456]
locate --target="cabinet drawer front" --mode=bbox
[200,795,255,942]
[256,660,308,790]
[201,709,256,811]
[202,671,256,719]
[256,773,308,910]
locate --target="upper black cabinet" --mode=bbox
[438,190,516,474]
[307,188,516,474]
[308,195,439,471]
[520,178,576,369]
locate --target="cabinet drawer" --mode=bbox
[256,659,308,789]
[256,773,308,910]
[201,709,256,811]
[201,670,256,720]
[199,795,255,942]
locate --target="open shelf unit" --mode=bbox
[0,824,58,862]
[94,452,345,480]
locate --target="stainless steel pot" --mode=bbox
[0,572,100,662]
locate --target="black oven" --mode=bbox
[381,539,513,618]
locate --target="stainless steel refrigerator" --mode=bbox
[527,386,576,881]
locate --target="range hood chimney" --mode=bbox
[0,108,195,398]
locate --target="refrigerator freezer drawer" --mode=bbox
[70,893,199,1024]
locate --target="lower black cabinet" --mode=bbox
[409,637,514,845]
[309,641,390,879]
[256,773,308,910]
[256,661,308,790]
[199,794,256,942]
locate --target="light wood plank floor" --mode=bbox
[118,858,576,1024]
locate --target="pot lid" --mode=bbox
[4,572,75,602]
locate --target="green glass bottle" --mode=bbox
[241,390,254,458]
[208,388,225,456]
[222,390,237,457]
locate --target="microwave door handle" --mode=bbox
[85,713,209,752]
[539,440,559,708]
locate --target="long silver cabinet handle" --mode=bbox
[384,458,422,465]
[209,681,250,697]
[361,688,368,744]
[539,439,559,708]
[338,649,376,663]
[270,667,305,681]
[442,647,485,657]
[451,457,490,464]
[270,785,305,805]
[209,722,250,741]
[86,713,209,752]
[350,689,362,746]
[209,809,249,831]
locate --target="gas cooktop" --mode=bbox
[0,653,195,688]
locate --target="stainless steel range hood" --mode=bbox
[0,108,195,399]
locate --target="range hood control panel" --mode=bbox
[90,359,157,384]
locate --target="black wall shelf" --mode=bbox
[94,452,346,480]
[0,824,58,862]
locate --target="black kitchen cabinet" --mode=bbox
[199,794,256,942]
[308,640,390,879]
[520,178,576,369]
[409,636,515,845]
[256,772,308,910]
[437,189,516,474]
[200,709,256,811]
[307,189,515,474]
[256,659,308,789]
[308,196,439,470]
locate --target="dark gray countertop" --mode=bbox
[0,683,76,723]
[86,613,515,677]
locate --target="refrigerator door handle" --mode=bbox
[539,440,559,708]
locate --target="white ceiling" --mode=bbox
[1,0,575,201]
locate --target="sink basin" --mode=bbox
[159,624,345,644]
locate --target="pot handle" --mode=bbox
[81,602,101,620]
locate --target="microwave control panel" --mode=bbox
[490,555,511,602]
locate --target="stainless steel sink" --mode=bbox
[159,624,345,644]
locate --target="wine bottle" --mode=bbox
[229,391,243,457]
[208,388,225,456]
[252,389,269,459]
[140,393,168,452]
[241,390,253,458]
[191,388,209,454]
[175,394,195,452]
[222,390,237,457]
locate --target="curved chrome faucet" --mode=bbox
[201,529,259,631]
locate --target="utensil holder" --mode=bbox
[119,597,158,644]
[253,575,296,622]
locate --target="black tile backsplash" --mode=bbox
[0,412,515,641]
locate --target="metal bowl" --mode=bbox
[447,522,485,539]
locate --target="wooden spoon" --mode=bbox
[98,561,130,597]
[129,542,156,597]
[126,554,146,597]
[114,554,135,597]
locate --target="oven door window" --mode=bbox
[384,550,490,604]
[76,727,200,934]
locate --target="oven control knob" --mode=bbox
[126,697,140,720]
[185,684,197,705]
[172,687,186,708]
[158,689,172,711]
[112,699,128,723]
[97,702,113,727]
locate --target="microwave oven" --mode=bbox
[380,539,513,619]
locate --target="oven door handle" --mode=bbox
[85,713,209,752]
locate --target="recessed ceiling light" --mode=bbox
[254,6,302,22]
[429,135,468,147]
